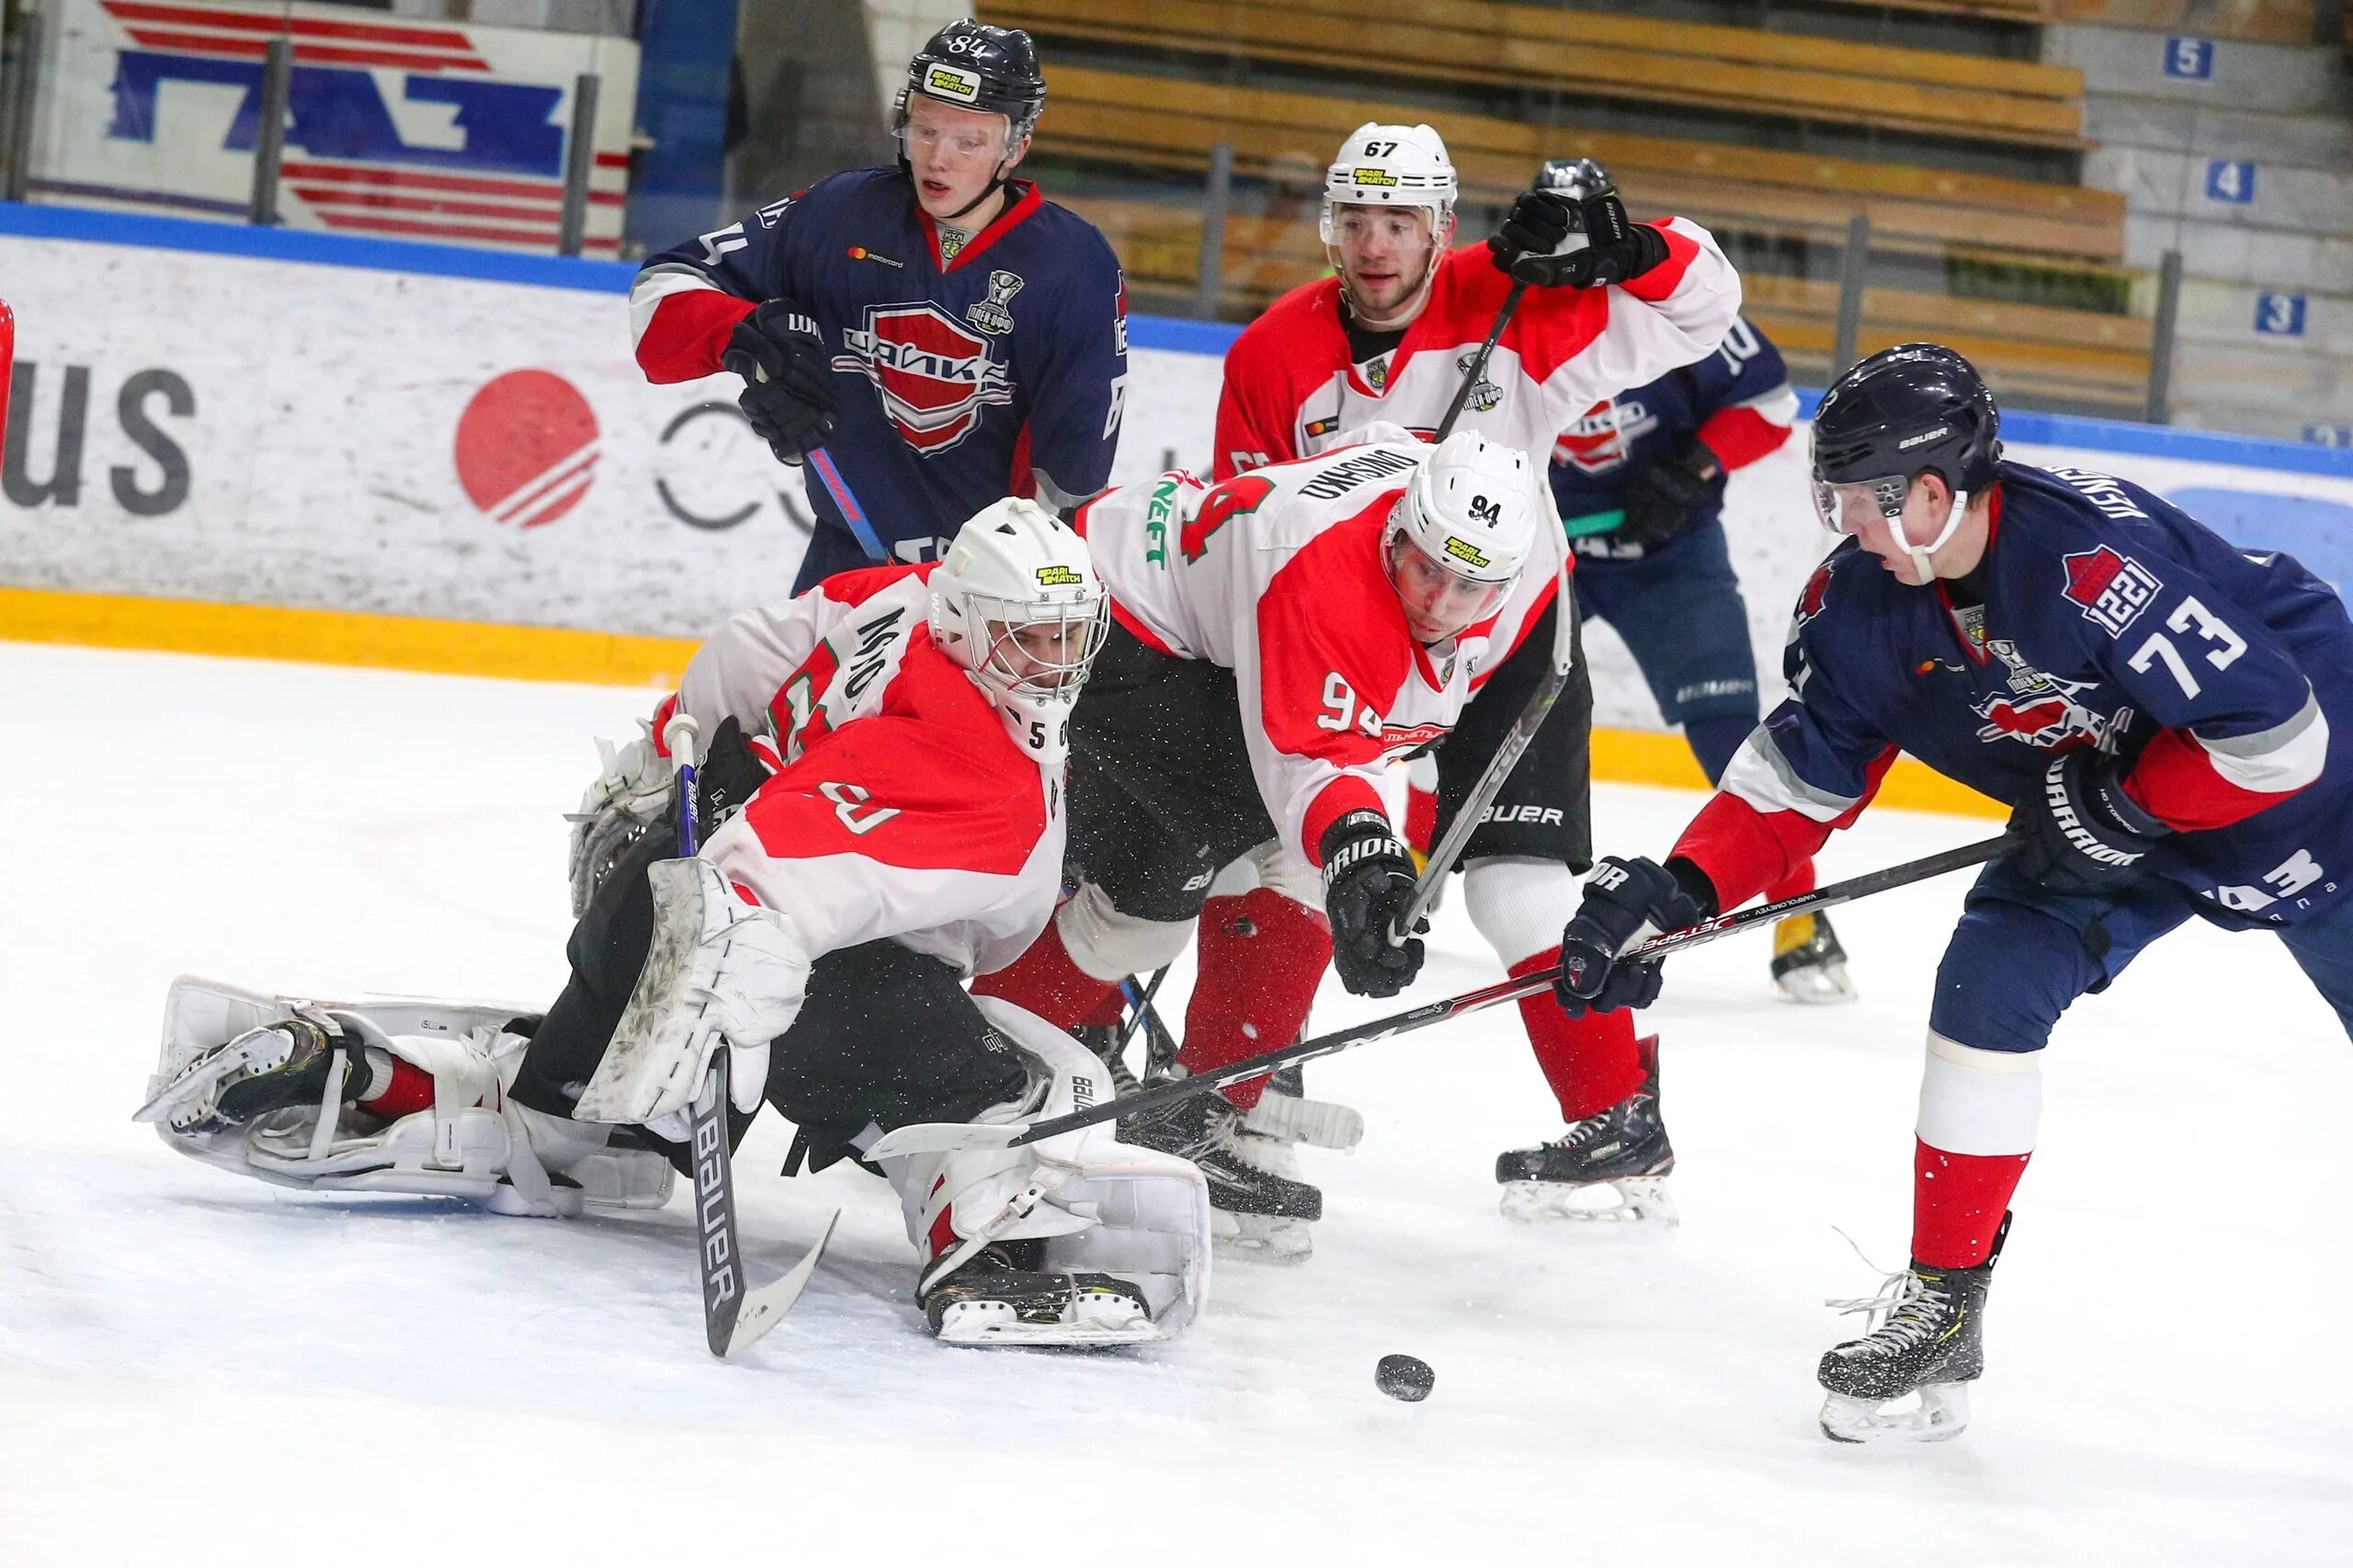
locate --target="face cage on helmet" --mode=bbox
[963,593,1111,702]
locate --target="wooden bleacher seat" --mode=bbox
[983,0,2087,148]
[1035,67,2125,265]
[1062,198,2153,414]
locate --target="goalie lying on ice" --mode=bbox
[135,499,1211,1346]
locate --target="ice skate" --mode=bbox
[919,1240,1156,1346]
[1772,911,1858,1005]
[1123,1089,1320,1261]
[1817,1219,2005,1443]
[135,1014,369,1132]
[1495,1036,1677,1223]
[1075,1023,1144,1096]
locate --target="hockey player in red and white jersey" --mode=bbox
[973,430,1613,1252]
[1176,123,1742,1222]
[139,501,1211,1346]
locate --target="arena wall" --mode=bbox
[6,204,2352,813]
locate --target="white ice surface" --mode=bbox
[4,641,2349,1566]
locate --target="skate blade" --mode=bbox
[1211,1208,1314,1262]
[933,1295,1158,1347]
[134,1027,297,1126]
[1243,1093,1365,1151]
[1819,1383,1972,1443]
[1498,1176,1678,1225]
[1774,960,1859,1006]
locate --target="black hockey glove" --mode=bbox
[2007,747,2171,895]
[1615,438,1727,551]
[1555,856,1705,1016]
[1321,810,1427,999]
[722,299,838,464]
[1487,187,1670,290]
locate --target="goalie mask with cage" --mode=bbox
[928,497,1108,764]
[1811,343,2003,585]
[1383,433,1542,642]
[1322,122,1458,329]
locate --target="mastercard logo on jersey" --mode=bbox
[834,302,1015,455]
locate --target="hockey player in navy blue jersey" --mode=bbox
[1527,157,1855,1007]
[1551,343,2353,1442]
[629,22,1128,590]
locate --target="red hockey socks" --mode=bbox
[1182,888,1333,1110]
[972,919,1124,1029]
[1910,1033,2040,1267]
[356,1054,435,1120]
[1912,1141,2030,1269]
[1765,857,1817,905]
[1513,950,1645,1121]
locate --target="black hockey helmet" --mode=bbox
[897,21,1047,141]
[1812,342,2002,496]
[1534,156,1614,219]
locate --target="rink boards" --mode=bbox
[3,200,2352,813]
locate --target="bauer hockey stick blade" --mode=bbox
[865,832,2016,1160]
[727,1207,842,1356]
[1391,567,1578,943]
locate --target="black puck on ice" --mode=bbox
[1375,1353,1435,1402]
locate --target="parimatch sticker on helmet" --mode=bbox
[1444,537,1492,570]
[1035,564,1085,586]
[925,63,982,102]
[1352,166,1399,187]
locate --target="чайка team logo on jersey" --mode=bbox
[1792,561,1833,631]
[2061,545,2162,639]
[1971,642,2116,751]
[834,302,1013,455]
[1552,399,1654,475]
[965,270,1024,335]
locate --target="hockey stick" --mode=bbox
[866,832,2015,1160]
[1432,278,1527,443]
[1390,566,1578,943]
[743,360,890,563]
[663,713,838,1357]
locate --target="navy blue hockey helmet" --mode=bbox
[1812,343,2001,496]
[898,22,1047,141]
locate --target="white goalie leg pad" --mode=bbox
[151,977,674,1215]
[880,999,1212,1339]
[1056,881,1194,982]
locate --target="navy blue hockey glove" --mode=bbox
[1555,856,1704,1015]
[2008,747,2171,894]
[1615,439,1726,551]
[1488,187,1670,290]
[1322,811,1427,999]
[722,299,838,464]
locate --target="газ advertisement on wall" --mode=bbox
[22,0,635,255]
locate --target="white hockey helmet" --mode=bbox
[928,497,1109,765]
[1321,123,1458,329]
[1383,433,1542,640]
[1320,121,1458,238]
